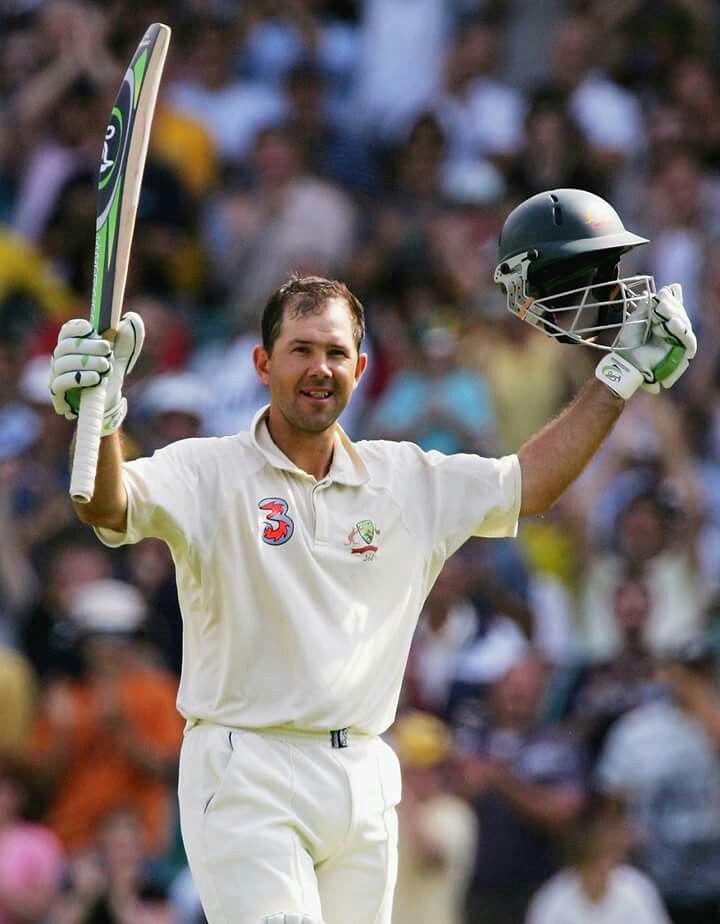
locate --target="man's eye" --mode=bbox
[293,346,309,353]
[330,349,348,357]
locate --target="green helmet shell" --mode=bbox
[496,188,648,273]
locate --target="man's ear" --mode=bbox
[253,345,271,385]
[353,351,368,389]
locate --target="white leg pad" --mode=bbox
[257,916,323,924]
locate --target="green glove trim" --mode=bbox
[66,386,81,415]
[653,343,685,383]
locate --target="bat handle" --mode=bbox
[70,382,108,503]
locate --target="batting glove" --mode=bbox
[595,284,697,400]
[49,312,145,434]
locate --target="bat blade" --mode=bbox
[70,22,171,503]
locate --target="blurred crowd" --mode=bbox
[2,0,720,922]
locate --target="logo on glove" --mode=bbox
[599,362,623,384]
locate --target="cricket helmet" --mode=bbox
[494,188,654,350]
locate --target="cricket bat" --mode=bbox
[69,22,171,503]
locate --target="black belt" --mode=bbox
[330,728,349,748]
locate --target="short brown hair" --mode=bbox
[261,274,365,354]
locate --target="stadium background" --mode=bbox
[1,1,720,922]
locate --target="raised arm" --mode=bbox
[72,429,128,532]
[517,282,697,516]
[519,379,623,516]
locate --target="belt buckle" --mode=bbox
[330,728,349,749]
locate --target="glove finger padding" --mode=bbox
[50,370,104,418]
[53,336,112,359]
[52,353,111,378]
[52,369,105,394]
[668,282,683,302]
[112,312,145,377]
[651,286,697,355]
[96,312,145,435]
[57,318,94,341]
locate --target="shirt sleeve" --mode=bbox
[94,441,200,551]
[423,448,522,557]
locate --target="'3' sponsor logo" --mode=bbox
[258,497,294,546]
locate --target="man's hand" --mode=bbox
[595,284,697,399]
[49,312,145,435]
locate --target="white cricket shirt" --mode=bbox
[96,407,521,734]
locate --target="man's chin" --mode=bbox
[286,403,342,433]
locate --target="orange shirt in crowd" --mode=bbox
[28,668,184,857]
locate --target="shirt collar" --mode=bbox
[250,404,369,486]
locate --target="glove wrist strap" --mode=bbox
[595,352,644,400]
[102,397,127,435]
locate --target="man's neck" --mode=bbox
[265,413,335,481]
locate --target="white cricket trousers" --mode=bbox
[178,722,401,924]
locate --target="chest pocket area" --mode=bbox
[333,491,420,580]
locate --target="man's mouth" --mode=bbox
[300,388,333,401]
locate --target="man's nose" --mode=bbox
[308,352,332,377]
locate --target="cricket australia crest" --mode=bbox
[346,518,380,561]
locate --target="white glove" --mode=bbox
[595,284,697,399]
[49,312,145,434]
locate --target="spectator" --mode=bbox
[241,0,360,119]
[368,325,497,455]
[0,757,65,924]
[0,457,37,634]
[392,711,476,924]
[119,295,192,397]
[383,112,448,216]
[560,572,661,759]
[506,88,600,200]
[0,228,77,342]
[18,527,113,682]
[442,547,532,730]
[642,148,720,325]
[135,372,213,453]
[150,99,219,201]
[428,16,526,173]
[27,579,184,858]
[166,15,286,163]
[577,389,703,552]
[52,806,176,924]
[352,0,449,140]
[284,61,379,194]
[123,539,183,678]
[526,797,671,924]
[455,655,585,924]
[592,1,717,99]
[205,124,357,323]
[402,555,482,716]
[665,57,720,169]
[461,307,589,455]
[0,645,35,761]
[547,15,645,179]
[10,2,117,244]
[187,325,269,437]
[595,639,720,922]
[9,354,76,559]
[579,487,705,660]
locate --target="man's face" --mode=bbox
[254,298,367,435]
